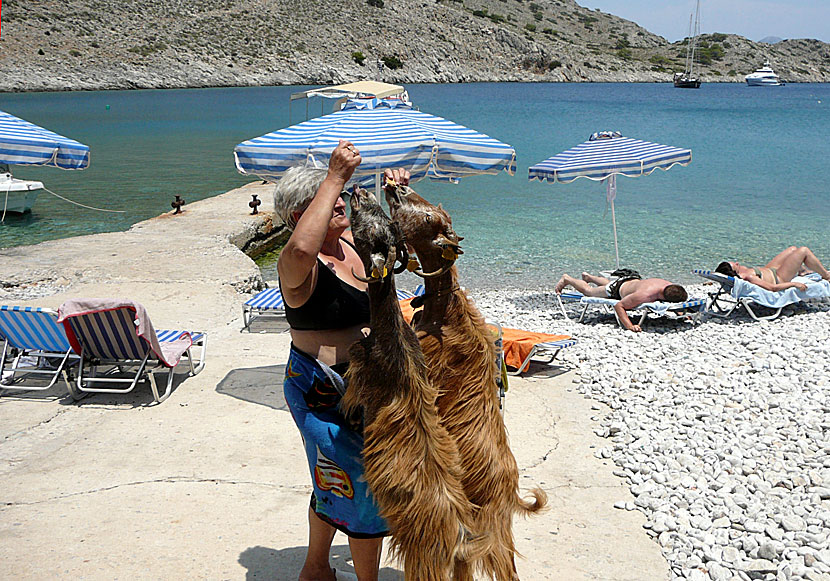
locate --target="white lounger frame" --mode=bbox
[67,333,207,404]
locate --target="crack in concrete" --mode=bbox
[2,406,71,441]
[1,476,310,507]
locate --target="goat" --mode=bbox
[342,187,479,580]
[385,182,547,581]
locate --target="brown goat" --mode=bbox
[342,187,479,580]
[385,182,547,581]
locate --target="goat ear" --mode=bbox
[437,203,443,211]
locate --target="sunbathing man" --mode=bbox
[715,245,830,293]
[555,271,688,333]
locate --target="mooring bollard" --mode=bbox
[171,195,185,214]
[249,194,261,215]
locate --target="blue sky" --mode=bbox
[580,1,829,42]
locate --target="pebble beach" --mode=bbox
[474,283,830,581]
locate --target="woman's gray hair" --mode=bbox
[272,166,329,230]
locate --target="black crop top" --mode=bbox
[281,240,371,331]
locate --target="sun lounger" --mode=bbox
[500,327,577,375]
[693,269,830,321]
[0,306,79,391]
[242,287,285,332]
[57,299,207,403]
[556,293,706,327]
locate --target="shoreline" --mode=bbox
[0,78,797,95]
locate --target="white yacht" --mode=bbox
[745,61,783,86]
[0,166,43,214]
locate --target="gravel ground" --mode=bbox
[471,283,830,581]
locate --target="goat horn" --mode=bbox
[412,263,453,279]
[351,267,375,283]
[393,242,410,274]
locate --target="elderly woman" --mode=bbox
[715,245,830,292]
[274,141,409,581]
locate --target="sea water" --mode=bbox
[2,83,829,289]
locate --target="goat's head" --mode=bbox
[349,186,409,283]
[384,181,463,279]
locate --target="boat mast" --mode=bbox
[689,0,700,77]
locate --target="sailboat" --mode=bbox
[674,0,702,88]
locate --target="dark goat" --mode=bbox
[386,182,547,581]
[342,187,478,580]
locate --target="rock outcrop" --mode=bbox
[1,0,828,91]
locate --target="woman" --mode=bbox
[715,245,830,292]
[274,140,409,581]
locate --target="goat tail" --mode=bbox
[516,487,548,515]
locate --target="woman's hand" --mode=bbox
[793,282,808,292]
[384,167,411,186]
[328,140,362,184]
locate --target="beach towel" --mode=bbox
[57,298,192,367]
[399,297,570,370]
[500,327,571,371]
[731,277,830,308]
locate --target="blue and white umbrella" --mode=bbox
[0,110,90,170]
[234,98,516,186]
[529,131,692,269]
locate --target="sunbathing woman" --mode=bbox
[715,246,830,293]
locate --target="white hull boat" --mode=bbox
[0,171,44,214]
[746,61,783,86]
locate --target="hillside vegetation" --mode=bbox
[1,0,829,91]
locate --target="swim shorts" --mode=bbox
[283,344,389,538]
[606,271,642,300]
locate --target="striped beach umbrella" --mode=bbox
[233,98,516,186]
[0,110,90,170]
[529,131,691,269]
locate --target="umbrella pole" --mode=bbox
[606,176,620,270]
[610,199,620,270]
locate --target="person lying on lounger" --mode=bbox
[715,245,830,293]
[555,270,688,333]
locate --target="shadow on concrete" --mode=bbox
[513,362,571,379]
[238,544,401,580]
[216,364,288,411]
[0,378,70,402]
[54,369,195,408]
[241,318,291,334]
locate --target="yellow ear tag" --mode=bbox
[442,247,458,261]
[407,258,419,272]
[371,267,381,279]
[383,266,388,278]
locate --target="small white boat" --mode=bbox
[0,168,44,214]
[745,61,784,86]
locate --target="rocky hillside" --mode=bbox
[1,0,829,91]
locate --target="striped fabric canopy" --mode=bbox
[528,131,691,183]
[234,98,516,183]
[0,110,90,170]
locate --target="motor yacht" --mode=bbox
[745,61,783,86]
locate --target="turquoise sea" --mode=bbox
[2,83,829,290]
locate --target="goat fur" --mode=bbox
[386,183,547,581]
[342,188,479,580]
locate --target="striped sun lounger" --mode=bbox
[0,306,79,391]
[57,299,207,404]
[242,288,285,332]
[694,269,828,321]
[556,293,706,327]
